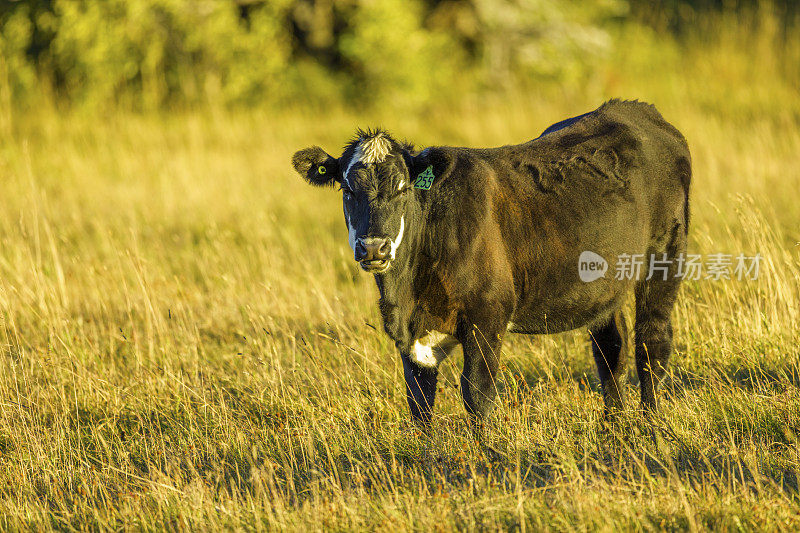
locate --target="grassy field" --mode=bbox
[1,24,800,531]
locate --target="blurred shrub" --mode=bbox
[46,0,292,108]
[1,0,295,108]
[0,4,38,103]
[2,0,794,110]
[0,0,632,109]
[452,0,627,85]
[337,0,463,106]
[291,0,627,102]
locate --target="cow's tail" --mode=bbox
[676,147,692,235]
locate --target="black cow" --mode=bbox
[292,99,691,425]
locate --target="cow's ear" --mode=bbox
[404,147,452,190]
[292,146,340,186]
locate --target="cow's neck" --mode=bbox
[375,267,413,347]
[374,204,422,352]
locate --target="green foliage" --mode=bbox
[0,0,798,110]
[470,0,628,84]
[0,0,629,109]
[0,5,38,103]
[47,0,293,108]
[338,0,463,106]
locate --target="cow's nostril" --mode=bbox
[357,237,391,262]
[355,241,368,261]
[378,240,390,257]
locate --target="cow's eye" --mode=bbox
[392,186,410,199]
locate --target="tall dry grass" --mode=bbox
[0,12,799,531]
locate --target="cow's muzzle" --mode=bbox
[355,237,391,272]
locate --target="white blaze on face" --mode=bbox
[360,134,391,164]
[343,132,399,256]
[344,144,362,186]
[389,216,404,259]
[345,133,391,182]
[347,213,357,252]
[411,331,460,368]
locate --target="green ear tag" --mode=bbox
[318,165,327,175]
[414,165,435,190]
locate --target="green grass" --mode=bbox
[1,22,800,530]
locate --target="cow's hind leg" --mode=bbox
[589,309,628,412]
[635,236,685,412]
[635,281,679,412]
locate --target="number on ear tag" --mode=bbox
[414,165,434,190]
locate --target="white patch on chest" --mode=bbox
[411,331,460,368]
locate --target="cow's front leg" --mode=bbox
[402,355,438,426]
[457,313,505,420]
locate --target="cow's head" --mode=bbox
[292,129,422,274]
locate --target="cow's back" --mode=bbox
[444,100,690,333]
[522,99,690,249]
